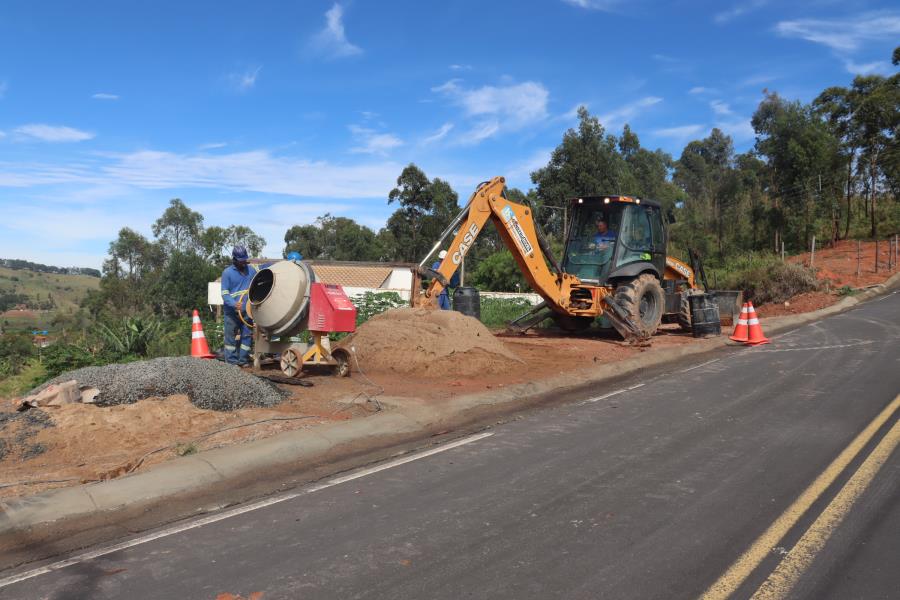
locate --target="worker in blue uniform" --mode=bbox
[221,246,259,366]
[431,250,460,310]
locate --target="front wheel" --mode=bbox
[614,274,665,337]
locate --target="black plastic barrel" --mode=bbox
[452,287,481,319]
[689,293,721,337]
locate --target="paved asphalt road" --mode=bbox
[3,291,899,600]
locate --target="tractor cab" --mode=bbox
[562,195,667,286]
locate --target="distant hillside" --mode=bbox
[0,258,100,278]
[0,266,99,313]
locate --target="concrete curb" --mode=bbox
[2,272,898,560]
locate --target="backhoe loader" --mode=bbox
[412,176,704,342]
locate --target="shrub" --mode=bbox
[0,332,36,376]
[479,296,535,329]
[716,253,819,304]
[351,291,407,326]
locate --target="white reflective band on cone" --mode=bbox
[747,318,760,325]
[192,316,201,324]
[736,319,748,325]
[192,331,205,339]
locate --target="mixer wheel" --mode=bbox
[280,347,304,378]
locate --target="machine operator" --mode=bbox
[590,218,617,253]
[221,245,259,366]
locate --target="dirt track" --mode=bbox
[4,242,897,501]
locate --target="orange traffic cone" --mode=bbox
[744,302,769,346]
[191,309,216,359]
[729,302,750,342]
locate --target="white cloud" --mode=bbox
[458,121,501,146]
[738,74,776,88]
[653,124,705,139]
[714,0,768,24]
[0,131,5,139]
[689,86,719,95]
[449,64,472,71]
[422,123,454,144]
[775,11,900,52]
[716,119,755,141]
[710,100,733,116]
[14,124,95,143]
[597,96,662,129]
[507,147,552,185]
[843,59,892,75]
[348,125,403,155]
[309,3,362,59]
[91,92,119,100]
[199,142,228,150]
[99,150,401,197]
[555,103,588,122]
[432,79,549,143]
[562,0,626,11]
[228,66,261,92]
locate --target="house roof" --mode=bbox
[245,259,415,289]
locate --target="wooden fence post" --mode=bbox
[875,238,879,274]
[856,240,861,279]
[810,235,816,268]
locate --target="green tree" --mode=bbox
[531,106,637,239]
[151,251,219,316]
[674,128,740,257]
[384,164,459,262]
[468,250,528,292]
[752,92,842,249]
[284,214,383,261]
[203,225,267,264]
[152,198,204,253]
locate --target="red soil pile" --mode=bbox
[788,239,898,288]
[755,291,839,317]
[339,308,522,377]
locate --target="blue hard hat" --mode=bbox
[232,245,249,262]
[286,251,303,262]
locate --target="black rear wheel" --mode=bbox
[677,293,692,332]
[614,274,665,336]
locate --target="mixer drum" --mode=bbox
[248,260,316,337]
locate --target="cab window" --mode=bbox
[616,204,654,266]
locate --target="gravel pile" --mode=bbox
[32,357,288,411]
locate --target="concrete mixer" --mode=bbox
[246,259,356,377]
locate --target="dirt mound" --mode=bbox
[340,308,521,377]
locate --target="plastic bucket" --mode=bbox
[452,287,481,320]
[689,293,721,338]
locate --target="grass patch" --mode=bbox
[479,296,535,329]
[0,361,46,399]
[175,442,198,457]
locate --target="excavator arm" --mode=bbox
[413,177,650,343]
[415,177,567,309]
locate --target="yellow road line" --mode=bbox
[750,417,900,599]
[701,394,900,600]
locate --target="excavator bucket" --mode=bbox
[602,296,652,346]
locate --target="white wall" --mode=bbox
[208,281,223,306]
[383,268,413,290]
[480,291,543,305]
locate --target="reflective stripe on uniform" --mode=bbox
[224,345,236,351]
[240,344,252,351]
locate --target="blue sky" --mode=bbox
[1,0,898,268]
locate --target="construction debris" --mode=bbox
[32,357,288,411]
[18,380,100,410]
